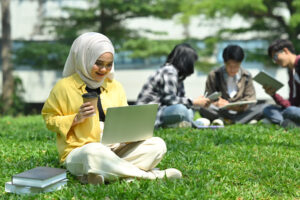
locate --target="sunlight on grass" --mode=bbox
[0,115,299,199]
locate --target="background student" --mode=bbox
[42,32,182,185]
[200,44,266,124]
[136,43,211,128]
[263,39,300,128]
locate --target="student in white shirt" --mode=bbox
[200,45,266,124]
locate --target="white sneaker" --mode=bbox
[211,119,224,126]
[165,168,182,179]
[149,168,182,179]
[249,119,258,124]
[194,118,211,126]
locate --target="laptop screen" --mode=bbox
[101,104,158,144]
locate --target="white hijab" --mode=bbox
[63,32,115,89]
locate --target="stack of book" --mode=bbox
[5,166,67,195]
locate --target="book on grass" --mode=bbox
[12,167,67,188]
[5,179,68,195]
[220,100,257,109]
[253,71,284,91]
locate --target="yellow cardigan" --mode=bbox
[42,73,128,163]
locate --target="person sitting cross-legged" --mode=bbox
[42,32,182,185]
[199,45,266,124]
[136,43,211,128]
[262,39,300,128]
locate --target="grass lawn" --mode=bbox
[0,115,299,199]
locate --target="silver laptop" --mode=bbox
[101,104,158,144]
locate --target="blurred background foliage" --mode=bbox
[14,41,70,69]
[0,76,25,116]
[180,0,300,66]
[14,0,300,70]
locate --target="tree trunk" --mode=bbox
[99,1,107,35]
[1,0,14,114]
[99,8,105,34]
[183,23,190,39]
[31,0,46,37]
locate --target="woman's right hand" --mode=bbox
[72,102,95,126]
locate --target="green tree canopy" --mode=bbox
[180,0,300,65]
[16,0,185,69]
[49,0,181,44]
[182,0,300,41]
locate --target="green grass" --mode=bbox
[0,115,299,199]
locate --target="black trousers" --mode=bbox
[199,103,268,124]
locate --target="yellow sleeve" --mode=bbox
[41,81,77,139]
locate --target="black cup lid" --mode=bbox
[82,92,98,98]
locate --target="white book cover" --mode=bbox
[220,100,257,109]
[12,166,66,188]
[5,179,68,195]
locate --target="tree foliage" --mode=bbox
[14,42,69,69]
[182,0,300,40]
[17,0,300,70]
[15,0,183,69]
[47,0,181,54]
[0,76,25,116]
[50,0,180,42]
[180,0,300,64]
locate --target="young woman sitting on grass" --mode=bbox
[42,32,182,185]
[136,43,211,128]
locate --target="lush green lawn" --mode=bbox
[0,115,299,199]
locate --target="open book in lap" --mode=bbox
[253,71,284,91]
[220,100,257,109]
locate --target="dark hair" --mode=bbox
[166,43,198,79]
[222,45,244,62]
[268,39,295,57]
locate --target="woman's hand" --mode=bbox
[263,85,276,96]
[193,95,211,108]
[72,102,95,126]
